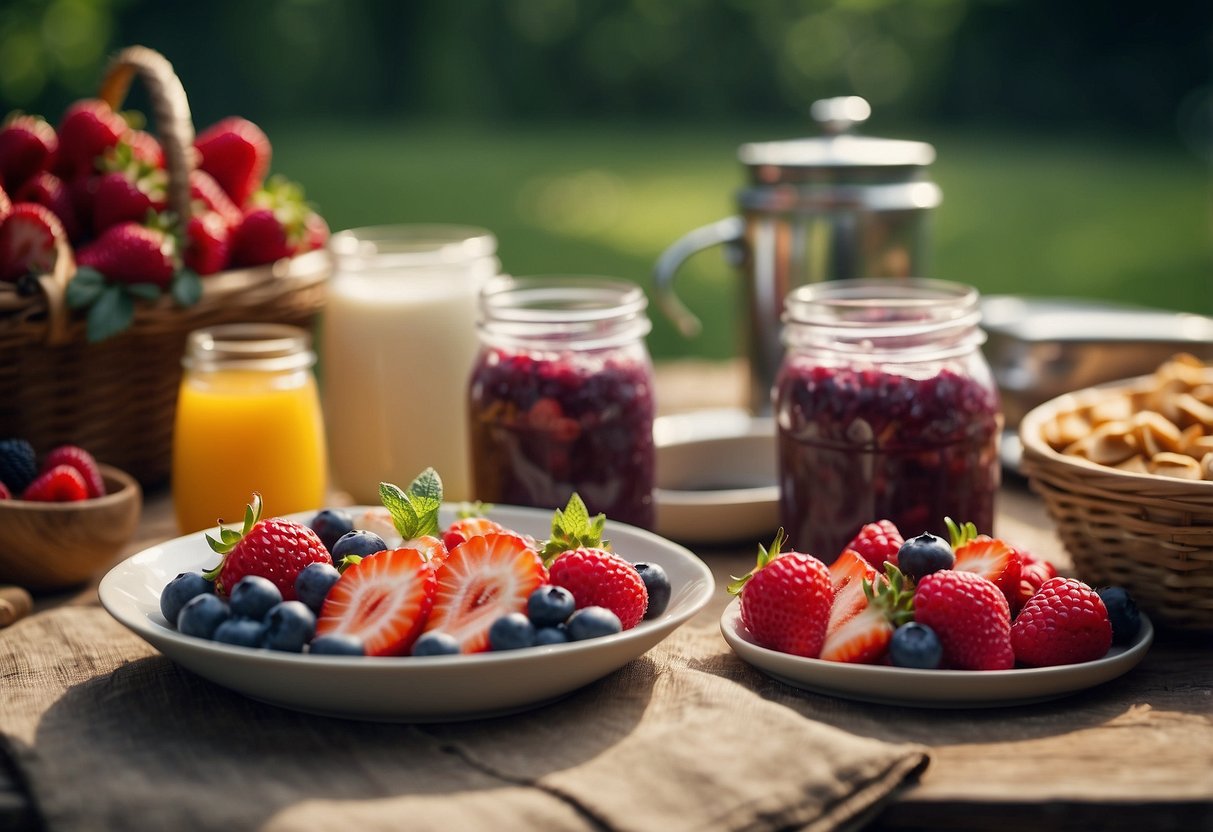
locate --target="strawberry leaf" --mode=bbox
[540,493,607,566]
[379,468,443,540]
[171,268,202,307]
[126,282,161,301]
[945,517,979,550]
[727,528,787,595]
[65,267,106,308]
[85,285,133,342]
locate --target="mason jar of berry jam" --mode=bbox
[775,278,1002,560]
[468,277,656,528]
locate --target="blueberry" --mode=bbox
[889,622,943,669]
[411,631,461,656]
[535,626,569,645]
[489,612,537,651]
[160,571,213,626]
[566,606,622,641]
[632,562,671,619]
[228,575,283,621]
[331,530,388,567]
[1097,587,1141,645]
[295,562,341,613]
[526,585,575,628]
[263,601,316,652]
[212,617,266,648]
[310,508,354,554]
[309,634,365,656]
[177,594,231,639]
[897,533,955,581]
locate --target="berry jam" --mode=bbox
[776,361,1001,560]
[468,346,656,529]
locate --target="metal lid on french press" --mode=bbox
[739,96,937,185]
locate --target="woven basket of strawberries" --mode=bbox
[0,46,331,486]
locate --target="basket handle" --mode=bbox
[97,46,195,225]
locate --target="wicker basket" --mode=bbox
[1020,375,1213,631]
[0,46,330,486]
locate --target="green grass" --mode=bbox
[269,120,1211,361]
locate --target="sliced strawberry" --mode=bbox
[826,549,878,637]
[821,562,913,664]
[424,532,547,653]
[316,547,436,656]
[0,203,64,282]
[442,516,504,552]
[402,534,449,570]
[821,604,895,664]
[953,535,1021,607]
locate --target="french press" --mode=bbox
[653,96,942,413]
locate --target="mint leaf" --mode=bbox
[66,268,105,308]
[171,269,202,307]
[379,468,443,540]
[85,285,133,342]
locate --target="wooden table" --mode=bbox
[2,360,1211,831]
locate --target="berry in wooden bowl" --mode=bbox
[0,460,141,591]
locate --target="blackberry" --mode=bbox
[0,438,38,494]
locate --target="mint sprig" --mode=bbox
[379,468,444,540]
[540,493,607,567]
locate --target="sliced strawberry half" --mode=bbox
[820,563,913,664]
[442,516,504,551]
[0,203,64,281]
[826,549,878,637]
[953,535,1021,607]
[424,531,547,653]
[403,534,449,570]
[315,548,436,656]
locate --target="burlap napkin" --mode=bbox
[0,607,927,832]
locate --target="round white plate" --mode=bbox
[100,505,715,722]
[653,409,779,545]
[720,598,1153,708]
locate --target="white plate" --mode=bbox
[100,505,715,722]
[653,409,779,545]
[720,598,1153,708]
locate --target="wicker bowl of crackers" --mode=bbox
[1020,354,1213,630]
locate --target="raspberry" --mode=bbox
[0,438,37,494]
[22,465,89,502]
[43,445,106,498]
[844,520,904,568]
[1011,577,1112,667]
[549,547,649,630]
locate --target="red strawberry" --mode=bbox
[189,170,241,228]
[203,493,332,600]
[0,481,10,500]
[315,547,437,656]
[194,117,271,207]
[844,519,903,568]
[826,549,878,636]
[0,114,58,191]
[183,211,231,275]
[126,130,164,168]
[76,221,176,287]
[42,445,105,499]
[56,99,128,179]
[229,177,313,267]
[1014,549,1059,613]
[821,565,914,664]
[15,172,81,241]
[22,464,88,502]
[401,534,449,570]
[549,547,649,630]
[0,203,65,282]
[914,570,1014,670]
[442,516,504,552]
[304,211,329,251]
[91,169,167,234]
[1011,577,1112,667]
[729,530,834,658]
[953,535,1021,607]
[0,184,11,222]
[424,531,547,653]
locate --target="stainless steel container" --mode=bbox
[654,96,942,413]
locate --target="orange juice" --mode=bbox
[172,326,327,534]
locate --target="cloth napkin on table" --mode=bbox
[0,607,927,832]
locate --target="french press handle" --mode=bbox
[652,215,745,337]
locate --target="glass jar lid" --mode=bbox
[478,276,652,351]
[183,323,316,372]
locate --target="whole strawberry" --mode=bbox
[549,547,648,630]
[184,211,231,275]
[189,170,242,229]
[76,220,176,287]
[844,519,903,568]
[229,176,314,267]
[15,172,81,241]
[203,493,333,600]
[56,99,128,179]
[1011,577,1112,667]
[914,569,1014,670]
[729,529,834,658]
[194,117,271,207]
[91,168,166,234]
[0,114,58,191]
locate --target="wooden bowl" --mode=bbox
[0,464,142,591]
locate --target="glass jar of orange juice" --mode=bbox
[172,324,327,533]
